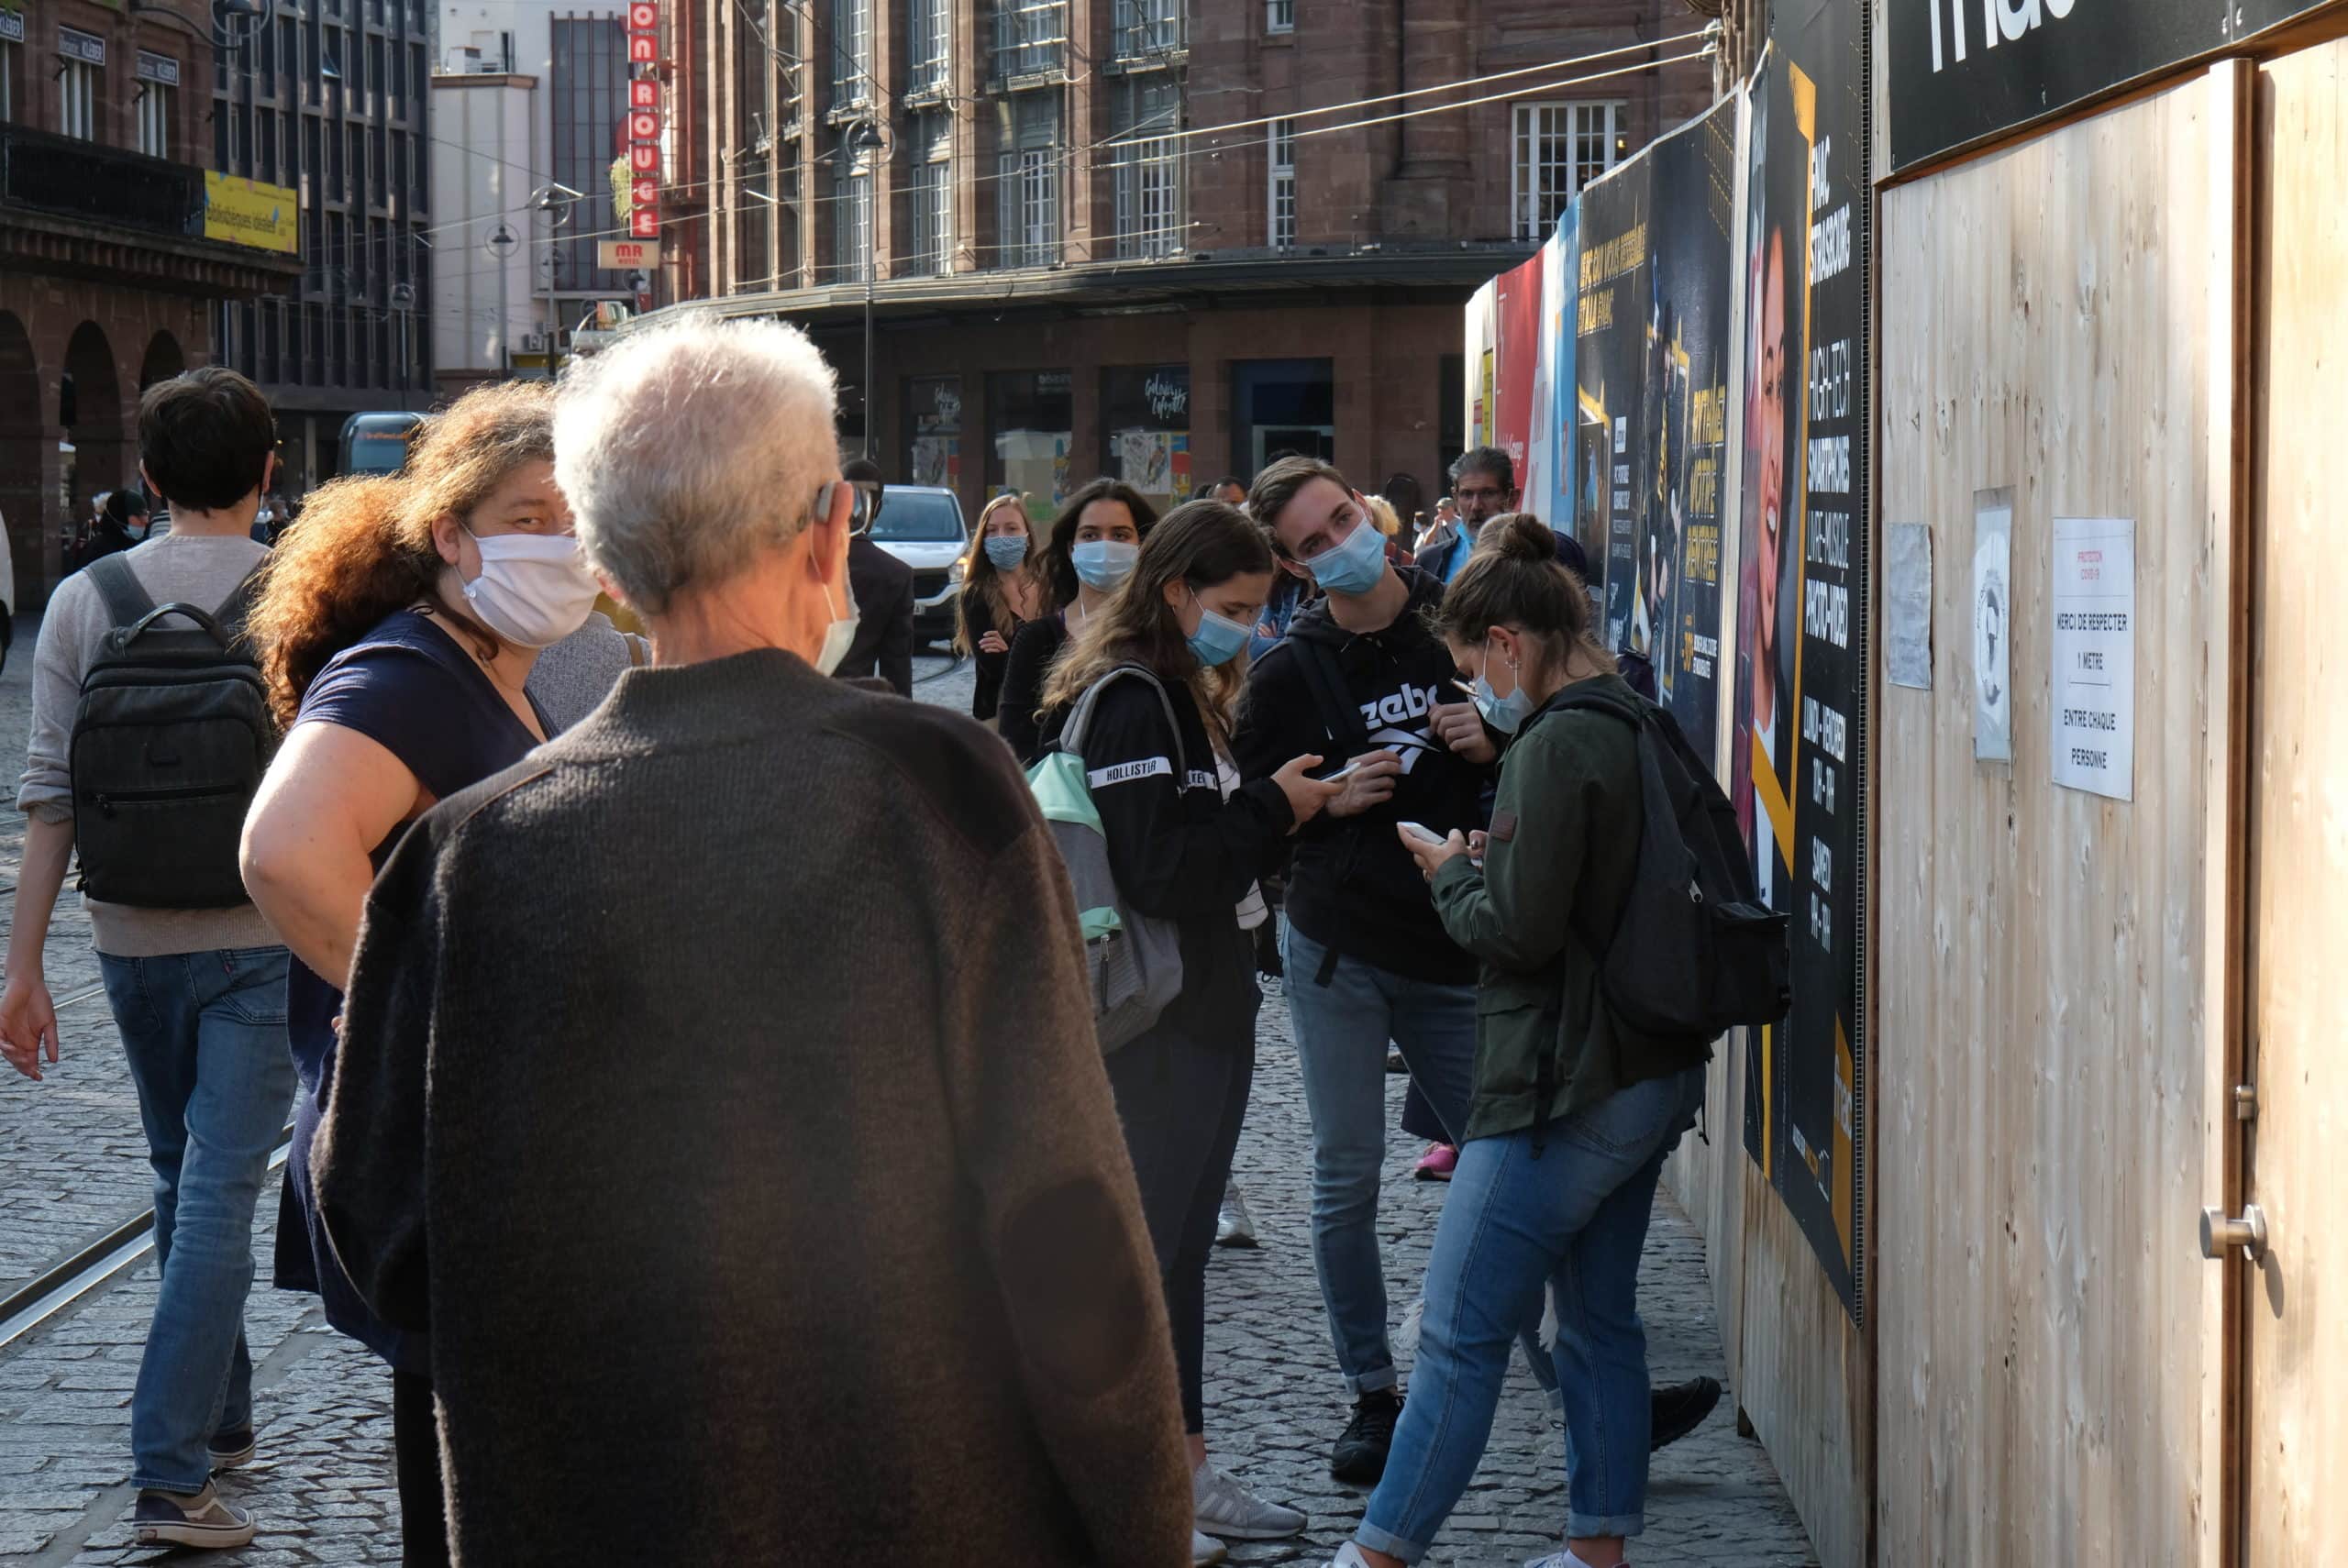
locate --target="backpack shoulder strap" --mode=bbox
[209,564,268,652]
[86,553,155,630]
[1061,663,1190,785]
[1293,638,1369,756]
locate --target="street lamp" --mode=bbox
[484,222,520,378]
[849,120,888,459]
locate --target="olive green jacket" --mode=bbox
[1430,673,1711,1142]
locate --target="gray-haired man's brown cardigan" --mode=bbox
[316,648,1191,1567]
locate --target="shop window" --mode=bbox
[1102,364,1189,514]
[986,370,1073,519]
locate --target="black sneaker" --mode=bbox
[1330,1390,1403,1484]
[131,1483,257,1549]
[1649,1375,1723,1451]
[207,1426,255,1472]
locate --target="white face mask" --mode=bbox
[814,574,859,676]
[460,530,603,649]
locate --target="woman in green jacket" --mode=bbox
[1327,514,1709,1568]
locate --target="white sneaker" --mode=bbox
[1215,1180,1258,1249]
[1194,1461,1307,1540]
[1329,1545,1377,1568]
[1192,1528,1229,1565]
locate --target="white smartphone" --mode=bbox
[1318,758,1365,783]
[1397,821,1445,846]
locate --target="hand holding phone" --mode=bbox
[1397,821,1445,845]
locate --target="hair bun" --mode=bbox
[1493,513,1556,563]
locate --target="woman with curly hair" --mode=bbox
[995,477,1157,763]
[238,379,603,1568]
[952,491,1047,724]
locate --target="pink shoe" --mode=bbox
[1412,1143,1456,1182]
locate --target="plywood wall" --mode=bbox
[1872,73,2232,1565]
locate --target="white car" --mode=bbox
[866,485,969,644]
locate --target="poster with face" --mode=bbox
[1574,161,1654,650]
[1733,28,1869,1318]
[1643,103,1736,765]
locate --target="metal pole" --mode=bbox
[863,260,875,459]
[497,243,509,381]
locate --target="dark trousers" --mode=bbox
[1103,992,1258,1434]
[392,1369,450,1567]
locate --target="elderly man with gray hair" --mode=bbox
[311,317,1195,1566]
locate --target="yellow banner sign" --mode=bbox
[204,172,299,254]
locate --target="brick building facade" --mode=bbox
[1,0,300,609]
[666,0,1712,524]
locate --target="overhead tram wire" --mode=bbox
[405,30,1704,257]
[428,40,1707,274]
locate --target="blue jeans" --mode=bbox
[99,947,296,1496]
[1358,1066,1705,1559]
[1282,926,1553,1399]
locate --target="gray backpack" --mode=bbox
[71,554,275,909]
[1025,665,1188,1053]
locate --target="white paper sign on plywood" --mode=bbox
[2050,515,2134,801]
[1972,490,2013,762]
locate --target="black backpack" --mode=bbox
[1547,682,1791,1043]
[71,554,276,909]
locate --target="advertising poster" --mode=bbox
[1492,248,1546,482]
[2050,516,2135,800]
[1541,206,1581,550]
[1574,160,1654,649]
[1522,227,1571,538]
[1732,31,1869,1317]
[1638,103,1737,765]
[1464,283,1496,448]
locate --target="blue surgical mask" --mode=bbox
[983,535,1029,570]
[1070,538,1139,591]
[1184,593,1253,668]
[1472,645,1533,734]
[1303,515,1390,597]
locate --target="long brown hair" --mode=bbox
[952,491,1042,657]
[248,381,554,725]
[1041,501,1273,749]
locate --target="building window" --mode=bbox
[908,0,949,94]
[1266,0,1293,34]
[832,0,870,108]
[551,17,627,290]
[908,138,953,277]
[835,137,873,282]
[986,370,1072,517]
[58,52,100,141]
[1111,76,1182,260]
[996,93,1059,269]
[1113,0,1181,59]
[992,0,1065,80]
[136,83,173,158]
[906,375,961,487]
[1268,116,1295,250]
[1102,364,1189,514]
[1512,100,1626,239]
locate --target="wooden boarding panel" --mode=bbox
[1873,76,2227,1565]
[2243,33,2348,1566]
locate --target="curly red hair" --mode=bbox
[249,381,556,726]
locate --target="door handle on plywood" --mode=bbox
[2199,1204,2268,1261]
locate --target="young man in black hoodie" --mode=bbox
[1235,458,1719,1485]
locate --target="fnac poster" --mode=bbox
[1733,31,1868,1319]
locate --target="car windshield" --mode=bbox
[346,436,411,474]
[868,491,964,543]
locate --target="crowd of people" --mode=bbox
[0,316,1725,1568]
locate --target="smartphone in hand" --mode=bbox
[1397,821,1445,846]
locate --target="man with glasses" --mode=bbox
[1414,447,1588,584]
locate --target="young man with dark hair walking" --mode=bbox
[0,367,293,1550]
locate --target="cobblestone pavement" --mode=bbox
[0,628,1815,1565]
